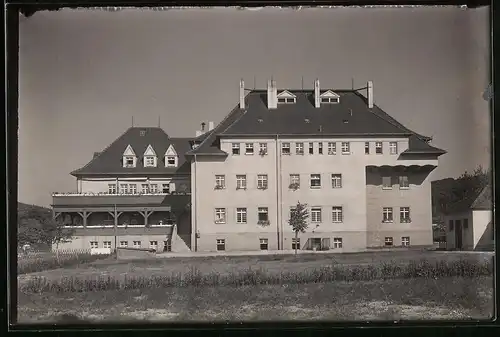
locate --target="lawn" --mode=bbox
[18,276,493,322]
[17,250,493,283]
[16,250,495,323]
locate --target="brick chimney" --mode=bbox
[367,80,374,108]
[239,79,245,109]
[267,79,277,109]
[208,121,214,131]
[195,130,202,137]
[314,78,320,108]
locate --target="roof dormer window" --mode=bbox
[122,145,137,168]
[277,90,297,104]
[143,144,157,168]
[165,144,178,168]
[320,90,340,104]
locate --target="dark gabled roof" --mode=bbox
[71,127,192,176]
[471,185,492,210]
[445,179,492,214]
[187,89,445,156]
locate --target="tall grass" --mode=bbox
[20,257,493,294]
[18,249,111,275]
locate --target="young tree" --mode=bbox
[288,201,309,255]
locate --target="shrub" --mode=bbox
[19,257,494,294]
[18,249,111,274]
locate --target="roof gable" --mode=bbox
[123,145,136,156]
[277,90,296,98]
[143,144,156,156]
[320,90,340,98]
[165,144,177,156]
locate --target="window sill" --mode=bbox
[282,153,291,156]
[332,221,343,224]
[341,152,350,155]
[310,186,321,189]
[382,221,394,224]
[399,187,410,190]
[382,187,393,190]
[245,153,254,155]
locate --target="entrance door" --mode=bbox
[454,220,463,250]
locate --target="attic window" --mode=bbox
[343,119,349,124]
[258,118,263,123]
[278,97,296,104]
[140,130,146,136]
[304,118,310,123]
[321,97,339,104]
[124,156,135,167]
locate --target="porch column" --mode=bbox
[139,209,153,225]
[77,211,93,228]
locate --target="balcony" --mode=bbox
[52,192,191,209]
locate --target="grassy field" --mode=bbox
[16,250,495,323]
[17,250,493,283]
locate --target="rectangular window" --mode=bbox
[108,184,117,194]
[150,184,158,193]
[232,143,240,155]
[120,184,128,194]
[308,142,314,154]
[292,238,301,250]
[141,184,149,193]
[259,143,267,155]
[318,142,323,154]
[145,156,155,167]
[289,174,300,189]
[166,156,176,167]
[332,206,343,223]
[328,142,336,155]
[449,220,454,231]
[215,208,226,224]
[310,174,321,188]
[281,142,291,155]
[382,176,392,189]
[384,237,394,246]
[375,142,383,154]
[236,175,247,190]
[399,176,409,189]
[236,208,247,224]
[133,241,141,248]
[119,241,128,247]
[215,175,226,189]
[260,238,269,250]
[257,174,268,189]
[463,218,469,229]
[163,240,172,252]
[216,239,225,251]
[149,241,158,250]
[162,183,170,193]
[331,174,342,188]
[258,207,269,222]
[124,156,135,167]
[383,207,393,223]
[103,241,112,249]
[400,207,411,223]
[245,143,254,155]
[389,142,398,155]
[311,207,322,223]
[129,184,137,194]
[401,236,410,247]
[90,241,98,249]
[333,237,343,249]
[365,142,370,154]
[296,142,304,155]
[341,142,350,154]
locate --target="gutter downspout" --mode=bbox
[275,134,281,250]
[193,154,198,252]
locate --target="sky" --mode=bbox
[18,6,491,207]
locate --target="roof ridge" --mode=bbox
[71,127,134,176]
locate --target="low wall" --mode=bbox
[116,247,156,260]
